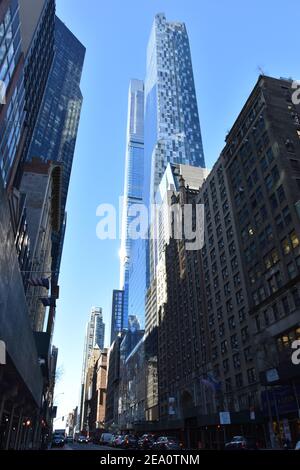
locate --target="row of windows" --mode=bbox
[214,366,257,388]
[277,326,300,351]
[210,327,249,347]
[255,288,300,331]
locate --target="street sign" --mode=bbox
[0,340,6,365]
[219,411,231,424]
[266,368,279,383]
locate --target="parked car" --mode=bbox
[99,432,114,445]
[114,435,125,447]
[77,435,89,444]
[225,436,259,450]
[138,434,155,450]
[151,436,183,450]
[295,440,300,450]
[51,435,65,448]
[120,434,138,449]
[66,436,73,444]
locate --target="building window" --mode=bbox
[287,261,297,279]
[272,303,279,321]
[220,252,226,265]
[235,373,243,388]
[228,315,236,330]
[239,307,246,323]
[226,226,233,241]
[292,289,300,308]
[223,200,229,213]
[224,282,231,296]
[222,267,229,280]
[229,241,236,256]
[225,377,232,392]
[213,276,219,289]
[269,193,278,209]
[277,326,300,351]
[281,296,290,315]
[231,256,238,271]
[236,290,244,305]
[282,238,291,255]
[290,230,300,249]
[277,185,286,203]
[212,262,217,275]
[231,334,238,349]
[216,224,223,238]
[241,326,249,342]
[264,309,270,326]
[244,346,253,362]
[225,213,231,227]
[218,238,224,251]
[247,368,257,384]
[221,340,228,355]
[233,353,241,369]
[217,307,223,321]
[223,358,229,373]
[265,173,273,191]
[282,206,292,225]
[233,273,241,287]
[275,214,284,232]
[226,300,233,313]
[260,156,268,172]
[212,346,218,360]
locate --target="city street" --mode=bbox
[1,0,300,459]
[50,443,117,451]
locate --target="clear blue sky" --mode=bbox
[53,0,300,422]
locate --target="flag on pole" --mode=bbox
[201,373,222,393]
[28,277,50,289]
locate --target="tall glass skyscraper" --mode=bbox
[144,13,206,287]
[119,79,144,327]
[26,16,85,279]
[144,13,205,209]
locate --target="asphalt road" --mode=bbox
[50,442,117,451]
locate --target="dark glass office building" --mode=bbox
[110,289,124,345]
[26,16,85,277]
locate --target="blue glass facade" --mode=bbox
[144,13,205,208]
[0,0,55,188]
[120,79,144,328]
[26,16,85,278]
[110,289,124,345]
[143,13,206,287]
[128,237,146,329]
[0,0,24,185]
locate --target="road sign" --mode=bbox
[219,411,231,425]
